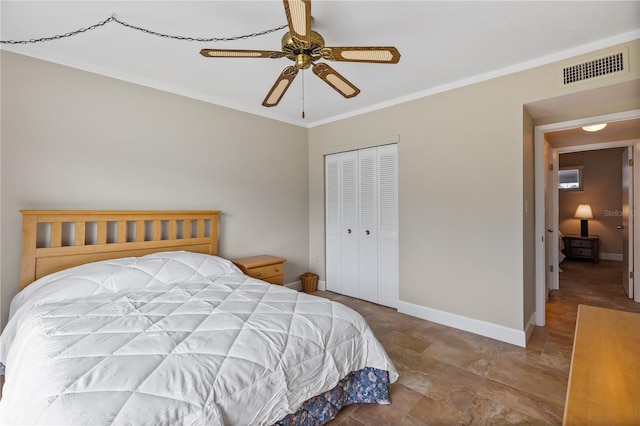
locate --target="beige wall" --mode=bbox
[559,148,626,255]
[0,51,309,328]
[308,40,639,333]
[2,39,638,340]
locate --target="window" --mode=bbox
[559,166,583,191]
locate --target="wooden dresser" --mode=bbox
[563,305,640,425]
[232,255,286,285]
[563,234,599,263]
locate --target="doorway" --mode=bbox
[556,147,630,296]
[534,110,640,326]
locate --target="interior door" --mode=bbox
[325,154,342,294]
[376,144,399,308]
[340,151,360,298]
[358,148,378,304]
[545,146,559,296]
[622,147,634,298]
[550,150,560,291]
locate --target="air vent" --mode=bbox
[563,51,625,85]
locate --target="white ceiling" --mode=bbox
[1,1,639,127]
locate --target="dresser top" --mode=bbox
[563,305,640,424]
[564,234,599,239]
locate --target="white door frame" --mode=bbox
[534,109,640,326]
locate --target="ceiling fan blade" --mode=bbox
[283,0,312,47]
[200,49,284,59]
[312,63,360,99]
[322,47,401,64]
[262,66,299,107]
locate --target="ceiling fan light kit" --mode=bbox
[199,0,400,111]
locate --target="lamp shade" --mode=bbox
[574,204,593,219]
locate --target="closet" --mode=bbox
[325,144,398,308]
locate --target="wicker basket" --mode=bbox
[300,272,319,293]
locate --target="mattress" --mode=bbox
[0,251,397,425]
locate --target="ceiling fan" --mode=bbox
[200,0,401,108]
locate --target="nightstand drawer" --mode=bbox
[263,275,284,285]
[573,248,592,257]
[570,239,592,248]
[245,264,283,280]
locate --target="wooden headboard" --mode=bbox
[20,210,220,289]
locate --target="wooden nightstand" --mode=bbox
[232,255,286,285]
[563,235,599,263]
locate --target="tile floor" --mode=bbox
[316,260,640,425]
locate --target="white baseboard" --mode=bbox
[525,312,537,344]
[286,280,326,292]
[284,280,327,291]
[600,252,623,261]
[397,301,527,347]
[285,280,302,291]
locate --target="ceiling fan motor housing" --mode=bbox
[282,30,325,69]
[295,54,312,70]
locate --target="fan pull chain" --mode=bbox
[301,71,306,119]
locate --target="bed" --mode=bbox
[558,231,566,271]
[0,210,397,425]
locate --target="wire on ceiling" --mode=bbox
[0,14,287,44]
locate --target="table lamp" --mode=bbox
[574,204,593,237]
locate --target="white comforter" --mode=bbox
[0,251,397,425]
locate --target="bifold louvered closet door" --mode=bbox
[325,144,398,308]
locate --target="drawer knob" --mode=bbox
[255,272,261,276]
[365,230,370,235]
[347,228,352,234]
[274,268,279,272]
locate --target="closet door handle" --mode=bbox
[365,230,370,235]
[347,228,352,234]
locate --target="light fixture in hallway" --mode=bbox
[582,123,607,132]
